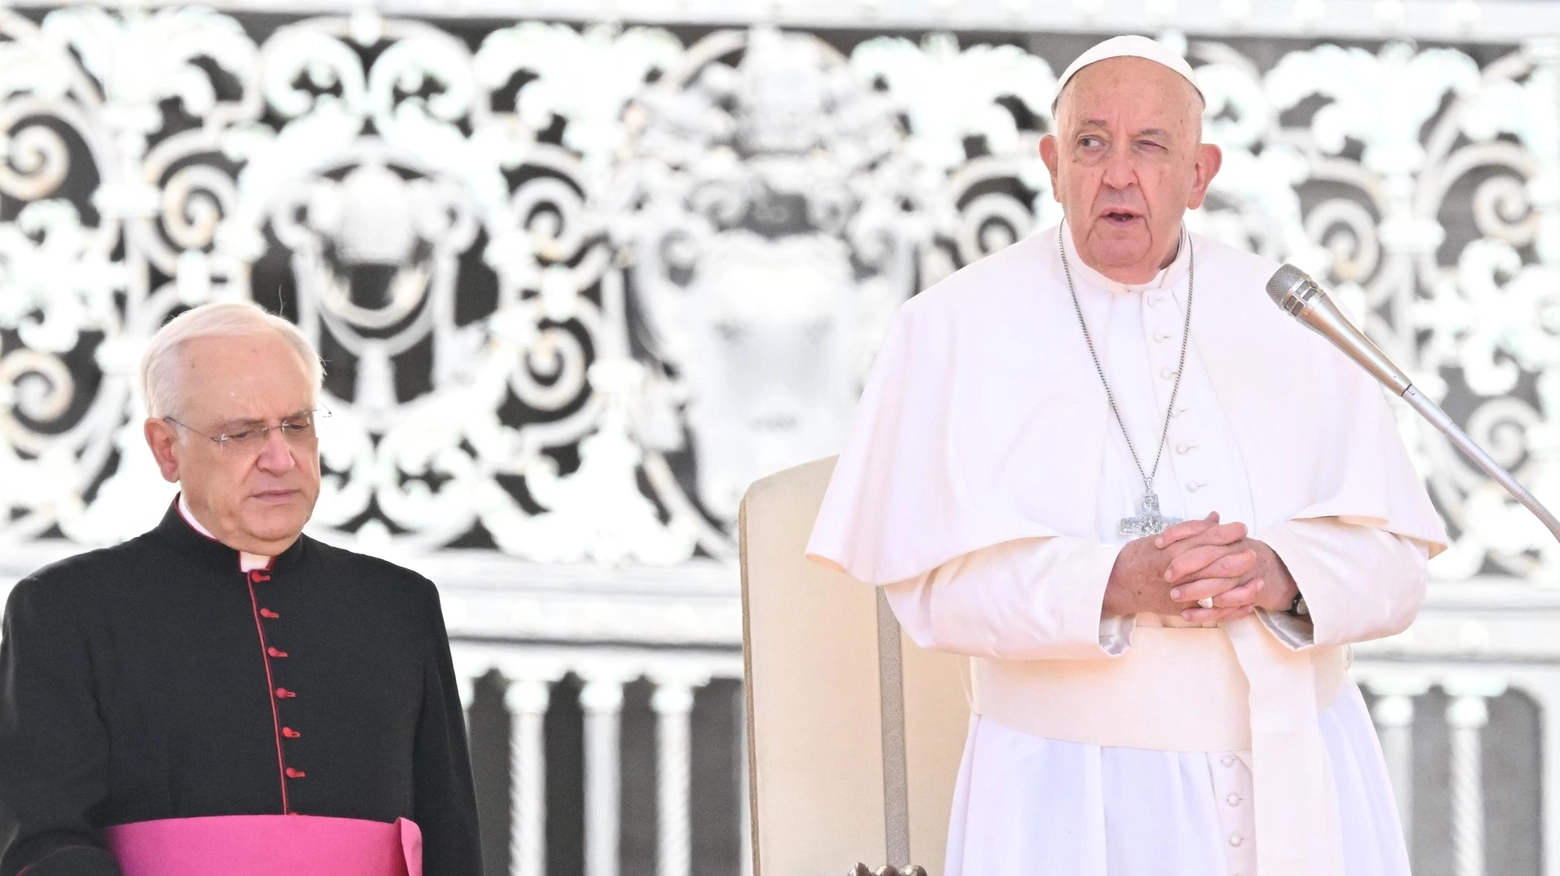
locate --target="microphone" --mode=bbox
[1265,264,1560,541]
[1266,265,1412,396]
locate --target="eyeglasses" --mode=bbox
[164,409,331,453]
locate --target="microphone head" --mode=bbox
[1266,263,1318,317]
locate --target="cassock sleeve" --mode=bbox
[882,536,1129,660]
[0,578,123,876]
[881,517,1430,659]
[1255,517,1430,650]
[411,582,484,876]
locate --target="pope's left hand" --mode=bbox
[1155,522,1299,623]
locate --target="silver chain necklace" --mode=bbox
[1058,223,1195,538]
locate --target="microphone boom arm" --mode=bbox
[1399,384,1560,542]
[1267,265,1560,543]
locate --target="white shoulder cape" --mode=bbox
[807,225,1448,583]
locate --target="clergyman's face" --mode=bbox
[146,332,321,555]
[1040,56,1221,284]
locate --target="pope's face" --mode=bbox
[144,332,321,556]
[1040,56,1222,284]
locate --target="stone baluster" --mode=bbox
[652,680,696,876]
[1366,677,1428,848]
[1444,677,1508,876]
[581,678,626,876]
[505,679,552,876]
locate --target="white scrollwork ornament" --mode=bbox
[0,8,1557,583]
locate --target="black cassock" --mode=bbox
[0,502,483,876]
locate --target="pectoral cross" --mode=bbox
[1119,491,1182,538]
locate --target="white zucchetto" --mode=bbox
[1052,34,1204,111]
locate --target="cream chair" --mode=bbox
[740,457,970,876]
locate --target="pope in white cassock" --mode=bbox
[805,35,1449,876]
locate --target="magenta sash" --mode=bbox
[103,814,422,876]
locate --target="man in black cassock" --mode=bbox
[0,302,482,876]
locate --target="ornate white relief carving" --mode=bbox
[138,0,1560,45]
[610,27,923,522]
[0,8,1556,581]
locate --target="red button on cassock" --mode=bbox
[285,767,306,779]
[260,608,279,619]
[267,647,288,658]
[282,727,301,738]
[275,687,296,699]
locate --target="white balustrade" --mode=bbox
[446,637,744,875]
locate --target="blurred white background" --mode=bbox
[3,1,1560,874]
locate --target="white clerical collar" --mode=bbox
[177,493,273,572]
[1059,220,1191,295]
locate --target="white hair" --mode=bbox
[140,301,324,419]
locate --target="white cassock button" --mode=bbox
[1172,406,1188,417]
[1221,754,1236,767]
[1154,330,1172,342]
[1187,481,1206,492]
[1229,834,1245,847]
[1176,442,1195,454]
[1160,368,1178,379]
[1226,793,1242,806]
[1147,296,1161,307]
